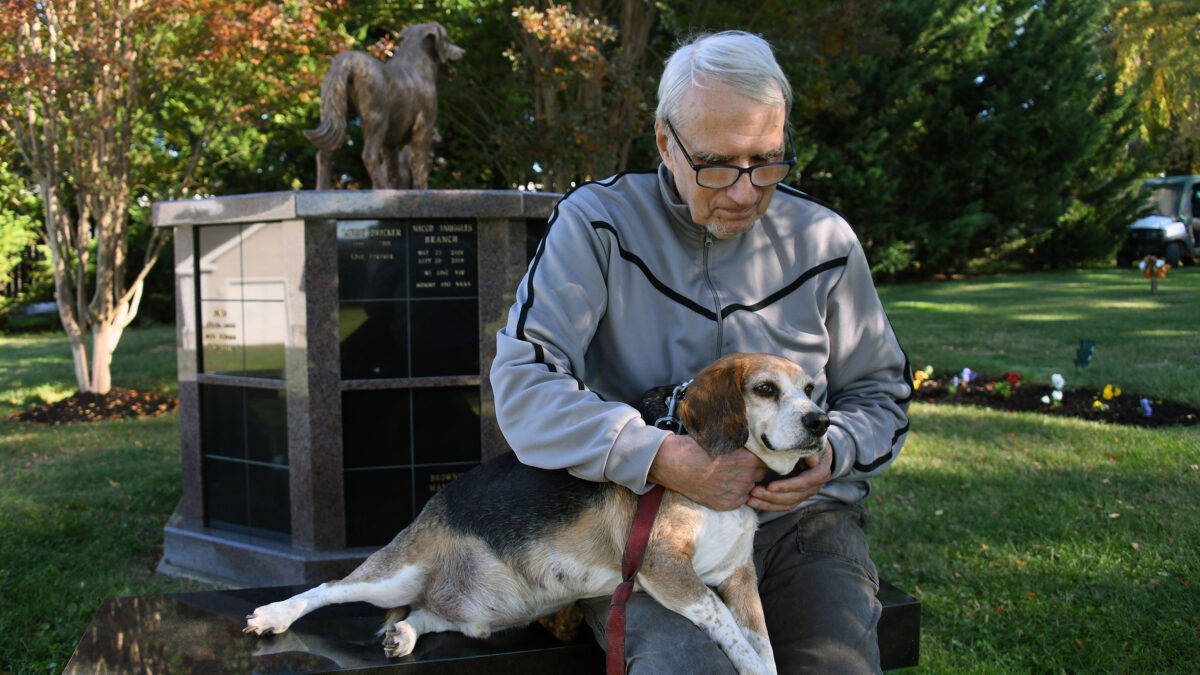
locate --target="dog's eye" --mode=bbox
[804,383,815,397]
[753,382,778,398]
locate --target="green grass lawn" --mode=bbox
[879,268,1200,408]
[871,405,1199,672]
[1,269,1198,673]
[0,326,215,673]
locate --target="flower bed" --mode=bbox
[914,374,1198,428]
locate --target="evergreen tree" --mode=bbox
[791,0,1149,276]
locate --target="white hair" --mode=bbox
[656,31,793,128]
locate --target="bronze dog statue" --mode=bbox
[305,22,464,190]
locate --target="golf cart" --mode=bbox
[1117,175,1200,267]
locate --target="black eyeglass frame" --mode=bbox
[665,119,798,189]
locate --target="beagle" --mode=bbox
[245,353,830,675]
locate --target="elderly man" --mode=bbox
[490,30,911,673]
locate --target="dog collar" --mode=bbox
[653,379,692,433]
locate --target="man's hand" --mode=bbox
[649,434,766,511]
[747,442,833,512]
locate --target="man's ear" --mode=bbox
[679,362,749,456]
[655,120,673,168]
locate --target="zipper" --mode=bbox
[702,232,723,360]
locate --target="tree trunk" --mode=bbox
[90,322,119,395]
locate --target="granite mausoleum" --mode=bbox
[153,189,557,586]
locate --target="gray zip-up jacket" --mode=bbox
[491,166,911,516]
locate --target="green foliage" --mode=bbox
[1108,1,1200,174]
[0,160,39,288]
[785,0,1151,277]
[6,0,1198,319]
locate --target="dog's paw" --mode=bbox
[244,599,303,635]
[382,620,418,658]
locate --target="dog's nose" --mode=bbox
[803,412,830,435]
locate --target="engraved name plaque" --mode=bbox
[337,220,479,380]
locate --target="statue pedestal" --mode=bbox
[152,190,558,586]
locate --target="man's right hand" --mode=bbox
[648,434,767,511]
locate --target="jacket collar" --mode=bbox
[657,163,710,244]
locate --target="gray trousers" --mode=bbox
[582,501,883,674]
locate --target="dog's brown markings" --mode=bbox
[419,533,489,623]
[718,564,769,636]
[541,489,634,574]
[640,496,706,603]
[680,360,751,455]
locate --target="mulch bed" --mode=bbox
[14,387,178,425]
[914,378,1198,428]
[12,379,1198,429]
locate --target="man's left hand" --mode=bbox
[747,442,833,512]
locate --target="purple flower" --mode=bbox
[960,368,976,383]
[1140,398,1153,418]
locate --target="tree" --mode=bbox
[503,1,660,192]
[777,0,1147,276]
[0,0,347,394]
[0,157,40,301]
[1105,0,1200,174]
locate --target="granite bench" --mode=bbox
[65,581,918,672]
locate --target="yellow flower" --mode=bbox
[1093,400,1104,409]
[1103,384,1121,400]
[913,370,930,389]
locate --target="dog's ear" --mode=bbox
[421,23,449,64]
[679,360,749,456]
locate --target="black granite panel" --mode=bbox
[411,387,480,465]
[196,224,242,301]
[337,221,409,301]
[341,389,411,469]
[200,299,246,376]
[339,300,410,379]
[526,217,549,263]
[344,468,414,547]
[200,383,291,540]
[245,388,289,466]
[413,463,476,514]
[204,456,249,529]
[66,587,599,674]
[201,384,246,460]
[409,299,478,377]
[248,463,292,537]
[198,224,245,377]
[338,219,479,381]
[877,580,922,669]
[408,221,477,300]
[242,301,287,380]
[204,457,291,541]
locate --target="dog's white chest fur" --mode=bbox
[691,505,759,585]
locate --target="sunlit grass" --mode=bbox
[881,268,1200,407]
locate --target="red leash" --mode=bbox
[606,483,666,675]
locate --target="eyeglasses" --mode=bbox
[666,120,797,189]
